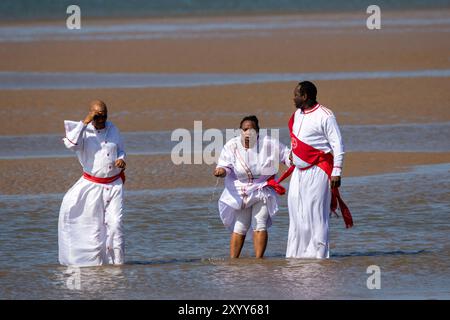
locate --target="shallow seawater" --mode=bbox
[1,70,450,90]
[0,122,449,159]
[1,12,449,43]
[0,163,448,299]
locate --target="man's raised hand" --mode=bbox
[83,110,96,125]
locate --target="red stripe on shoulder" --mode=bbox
[320,106,333,116]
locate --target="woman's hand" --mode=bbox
[214,167,227,178]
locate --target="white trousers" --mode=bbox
[286,166,331,259]
[58,177,124,266]
[233,201,269,235]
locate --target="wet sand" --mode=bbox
[1,77,450,135]
[1,10,450,73]
[1,10,450,135]
[0,9,449,195]
[1,152,449,195]
[0,10,449,135]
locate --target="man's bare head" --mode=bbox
[89,100,108,128]
[90,100,108,113]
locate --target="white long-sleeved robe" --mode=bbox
[58,120,126,266]
[217,134,290,233]
[287,104,345,259]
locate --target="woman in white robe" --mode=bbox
[59,101,126,267]
[214,116,290,258]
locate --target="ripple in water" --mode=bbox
[0,163,449,299]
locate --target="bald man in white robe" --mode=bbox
[59,100,127,267]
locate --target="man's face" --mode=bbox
[293,85,306,109]
[92,104,107,126]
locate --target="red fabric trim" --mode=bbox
[63,137,78,145]
[266,175,287,195]
[303,103,320,114]
[331,188,353,228]
[83,171,125,184]
[233,143,253,183]
[283,111,353,228]
[299,163,315,171]
[320,106,332,115]
[289,112,334,176]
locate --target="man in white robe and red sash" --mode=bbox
[59,100,127,266]
[282,81,353,259]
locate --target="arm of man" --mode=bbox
[324,115,345,188]
[115,127,127,169]
[62,117,91,152]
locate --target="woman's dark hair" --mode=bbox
[240,115,259,132]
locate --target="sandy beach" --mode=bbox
[1,10,449,73]
[1,10,450,136]
[1,78,450,136]
[1,9,449,195]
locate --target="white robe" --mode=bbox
[58,120,126,266]
[217,134,290,233]
[287,104,345,259]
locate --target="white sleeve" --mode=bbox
[62,120,86,151]
[217,143,234,175]
[278,141,292,167]
[324,116,345,176]
[116,128,126,161]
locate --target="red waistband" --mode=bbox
[269,165,353,228]
[298,163,315,171]
[83,171,125,184]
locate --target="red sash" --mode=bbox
[268,110,353,228]
[83,170,126,184]
[266,175,288,195]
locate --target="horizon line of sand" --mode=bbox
[1,7,449,26]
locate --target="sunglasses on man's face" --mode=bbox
[94,114,107,120]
